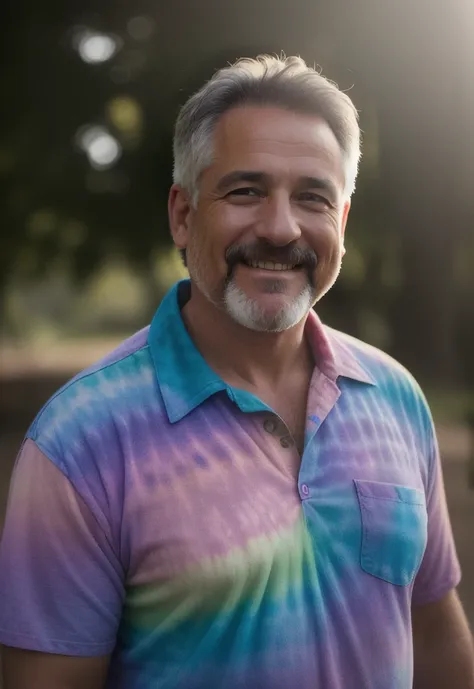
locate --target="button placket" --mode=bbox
[262,414,296,451]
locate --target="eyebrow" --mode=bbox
[215,170,338,200]
[215,170,267,193]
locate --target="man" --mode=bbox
[1,55,473,689]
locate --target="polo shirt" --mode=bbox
[0,279,461,689]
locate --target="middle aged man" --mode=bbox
[1,55,473,689]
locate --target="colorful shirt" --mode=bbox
[0,279,461,689]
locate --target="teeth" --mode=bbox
[248,260,295,271]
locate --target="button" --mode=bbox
[263,418,277,434]
[301,483,310,497]
[280,436,293,448]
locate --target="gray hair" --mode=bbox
[173,54,361,203]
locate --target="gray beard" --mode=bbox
[223,279,315,332]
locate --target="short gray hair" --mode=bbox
[173,54,361,202]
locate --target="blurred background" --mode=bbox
[0,0,473,630]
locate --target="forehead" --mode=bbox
[210,106,345,186]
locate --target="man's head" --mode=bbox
[169,55,360,332]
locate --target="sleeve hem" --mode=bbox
[0,628,115,657]
[411,570,462,606]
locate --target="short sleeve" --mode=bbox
[0,439,125,656]
[412,429,462,605]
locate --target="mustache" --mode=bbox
[225,242,318,271]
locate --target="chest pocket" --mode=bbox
[354,479,428,586]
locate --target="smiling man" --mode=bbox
[1,55,473,689]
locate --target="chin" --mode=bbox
[224,282,314,333]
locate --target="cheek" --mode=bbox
[188,232,213,272]
[197,207,253,260]
[305,216,344,280]
[186,218,227,277]
[306,214,343,254]
[216,204,259,241]
[317,242,344,289]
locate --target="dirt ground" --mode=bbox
[0,371,473,685]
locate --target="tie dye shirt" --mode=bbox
[0,280,461,689]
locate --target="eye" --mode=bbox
[298,191,332,208]
[227,187,263,198]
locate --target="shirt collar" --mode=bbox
[321,324,376,386]
[148,280,228,423]
[305,311,376,386]
[148,279,376,423]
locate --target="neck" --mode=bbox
[181,283,313,389]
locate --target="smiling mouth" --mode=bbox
[242,260,302,271]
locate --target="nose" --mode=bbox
[255,193,301,246]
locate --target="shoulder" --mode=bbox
[327,326,421,388]
[325,326,435,440]
[27,326,161,476]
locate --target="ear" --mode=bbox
[340,199,351,256]
[168,184,193,252]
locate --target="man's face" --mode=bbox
[170,106,351,332]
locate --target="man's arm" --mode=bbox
[0,441,124,682]
[412,589,474,689]
[1,647,110,689]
